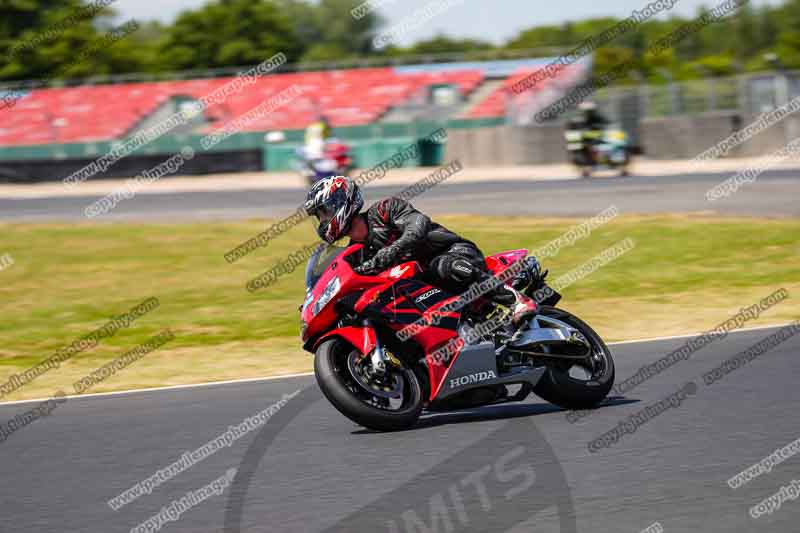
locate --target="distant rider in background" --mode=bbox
[568,101,609,165]
[304,115,332,161]
[300,115,337,181]
[575,101,608,131]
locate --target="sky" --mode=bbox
[112,0,783,47]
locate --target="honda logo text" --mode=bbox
[449,370,497,389]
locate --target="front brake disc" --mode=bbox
[347,352,403,399]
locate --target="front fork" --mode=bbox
[364,318,389,376]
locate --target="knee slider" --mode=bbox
[448,258,477,283]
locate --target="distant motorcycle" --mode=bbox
[301,243,615,431]
[565,125,631,178]
[295,141,354,187]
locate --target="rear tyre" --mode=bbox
[532,307,615,410]
[314,338,423,431]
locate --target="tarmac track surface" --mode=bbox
[1,170,798,221]
[1,326,798,533]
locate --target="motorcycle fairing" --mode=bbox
[431,341,547,402]
[351,272,474,400]
[301,244,386,344]
[356,279,430,322]
[485,249,528,276]
[313,326,376,355]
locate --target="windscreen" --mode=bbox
[305,243,346,291]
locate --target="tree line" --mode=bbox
[1,0,799,84]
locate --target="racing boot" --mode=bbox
[483,279,538,327]
[507,286,538,326]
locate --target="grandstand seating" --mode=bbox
[0,60,588,146]
[0,68,483,146]
[465,63,587,119]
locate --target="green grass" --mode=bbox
[0,214,798,401]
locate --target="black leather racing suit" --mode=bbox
[352,197,509,299]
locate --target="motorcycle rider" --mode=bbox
[576,100,608,131]
[567,101,609,168]
[303,115,331,160]
[300,115,336,182]
[303,175,538,326]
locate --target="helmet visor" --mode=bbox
[313,204,336,225]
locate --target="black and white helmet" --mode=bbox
[304,176,364,243]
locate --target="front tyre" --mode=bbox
[532,307,615,410]
[314,339,423,431]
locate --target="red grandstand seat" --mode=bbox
[0,67,488,146]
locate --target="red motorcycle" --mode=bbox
[301,243,615,431]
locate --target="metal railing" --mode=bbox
[593,70,800,118]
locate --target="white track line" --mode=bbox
[0,372,315,407]
[0,322,792,407]
[606,322,793,345]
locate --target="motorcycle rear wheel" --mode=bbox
[314,338,424,431]
[531,306,615,409]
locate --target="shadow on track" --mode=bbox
[351,396,639,434]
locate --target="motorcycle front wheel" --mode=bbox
[314,338,424,431]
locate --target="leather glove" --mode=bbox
[354,246,399,275]
[354,258,378,275]
[373,245,399,268]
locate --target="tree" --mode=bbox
[775,0,800,67]
[274,0,383,62]
[0,0,85,42]
[593,46,638,84]
[309,0,382,56]
[301,43,350,63]
[157,0,304,70]
[3,0,800,83]
[506,24,575,50]
[274,0,319,52]
[688,54,738,77]
[734,3,758,57]
[757,7,780,50]
[409,34,493,55]
[0,0,128,81]
[777,30,800,68]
